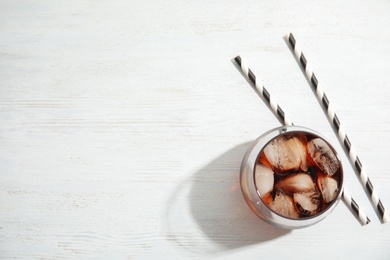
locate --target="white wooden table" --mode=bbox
[1,1,390,259]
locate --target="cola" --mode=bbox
[240,126,343,228]
[255,131,342,219]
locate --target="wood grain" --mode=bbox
[1,0,390,258]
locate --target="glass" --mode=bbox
[240,126,344,229]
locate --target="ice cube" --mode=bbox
[258,151,273,168]
[307,138,340,176]
[317,175,339,203]
[263,136,301,172]
[268,190,299,218]
[293,190,321,216]
[286,137,308,171]
[275,173,315,195]
[255,164,274,196]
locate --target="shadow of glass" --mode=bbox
[165,142,290,254]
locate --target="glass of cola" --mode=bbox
[240,126,343,229]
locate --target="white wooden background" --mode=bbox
[1,0,390,259]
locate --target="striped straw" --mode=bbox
[234,56,293,126]
[286,33,388,223]
[234,55,370,226]
[342,187,371,225]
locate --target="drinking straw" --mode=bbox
[342,187,371,226]
[234,56,293,127]
[234,55,370,225]
[286,33,388,223]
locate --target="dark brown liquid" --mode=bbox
[255,131,342,219]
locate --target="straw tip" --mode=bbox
[382,213,389,224]
[287,33,296,47]
[233,55,242,65]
